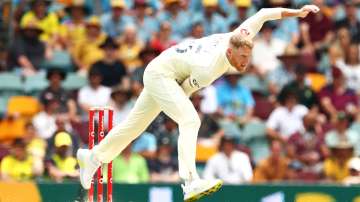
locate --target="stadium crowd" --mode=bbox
[0,0,360,186]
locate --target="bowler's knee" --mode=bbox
[179,115,201,130]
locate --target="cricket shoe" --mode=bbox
[182,179,223,202]
[77,149,101,189]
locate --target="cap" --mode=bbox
[234,0,251,8]
[20,18,43,33]
[348,157,360,171]
[86,16,101,27]
[202,0,218,7]
[111,0,126,8]
[46,67,66,81]
[54,132,72,147]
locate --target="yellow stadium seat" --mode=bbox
[0,117,26,142]
[354,196,360,202]
[295,192,335,202]
[306,73,327,92]
[7,96,40,118]
[0,182,41,202]
[196,143,218,162]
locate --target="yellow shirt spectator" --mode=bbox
[1,155,34,181]
[324,157,350,182]
[51,154,77,174]
[119,41,143,71]
[21,11,60,42]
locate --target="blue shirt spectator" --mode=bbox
[273,18,300,44]
[132,132,157,159]
[216,74,255,117]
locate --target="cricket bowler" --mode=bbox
[77,5,319,202]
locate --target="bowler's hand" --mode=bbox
[299,5,320,18]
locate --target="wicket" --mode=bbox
[88,107,113,202]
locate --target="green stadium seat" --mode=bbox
[0,73,23,96]
[0,96,8,117]
[23,72,49,95]
[239,74,268,95]
[42,50,74,72]
[62,73,87,91]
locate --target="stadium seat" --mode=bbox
[23,72,48,95]
[239,74,268,95]
[0,116,26,141]
[196,143,218,163]
[0,72,23,96]
[254,96,274,120]
[0,96,8,117]
[7,96,41,119]
[62,73,87,90]
[295,192,335,202]
[42,50,74,72]
[306,73,327,92]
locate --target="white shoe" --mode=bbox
[77,149,101,189]
[182,179,223,202]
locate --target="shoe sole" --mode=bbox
[184,181,223,202]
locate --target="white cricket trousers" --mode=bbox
[93,66,201,181]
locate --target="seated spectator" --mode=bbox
[286,111,328,181]
[192,0,228,36]
[157,0,191,40]
[118,24,144,71]
[78,67,111,114]
[112,143,149,183]
[343,157,360,185]
[336,43,360,93]
[148,136,180,183]
[90,37,128,87]
[132,131,157,160]
[323,139,354,182]
[335,1,360,43]
[267,45,299,98]
[8,20,50,76]
[131,46,160,86]
[149,21,177,53]
[20,0,60,42]
[33,98,60,140]
[109,85,133,125]
[203,136,253,184]
[278,65,318,110]
[129,0,159,43]
[318,66,359,122]
[266,90,308,143]
[328,27,351,65]
[46,132,79,182]
[153,116,179,150]
[325,112,360,156]
[253,140,289,183]
[100,0,132,38]
[0,138,41,181]
[184,22,204,41]
[216,70,255,126]
[226,0,253,26]
[252,22,286,76]
[40,68,78,122]
[60,0,89,52]
[72,16,106,73]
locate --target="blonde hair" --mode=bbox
[229,34,253,49]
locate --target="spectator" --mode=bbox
[323,139,354,182]
[267,44,299,97]
[300,0,334,55]
[46,131,79,182]
[8,20,50,76]
[318,66,359,122]
[286,111,328,181]
[129,0,159,43]
[157,0,191,40]
[20,0,60,42]
[216,70,255,125]
[90,36,128,87]
[184,22,204,41]
[118,24,144,71]
[100,0,132,38]
[32,98,60,140]
[131,46,160,86]
[132,131,157,160]
[253,140,289,182]
[78,67,111,113]
[335,1,360,43]
[40,68,78,122]
[60,0,89,52]
[252,22,286,76]
[227,0,253,26]
[325,112,360,156]
[0,138,41,181]
[112,143,149,183]
[192,0,228,36]
[278,65,318,110]
[72,16,106,73]
[336,43,360,93]
[343,157,360,185]
[328,27,351,65]
[154,116,179,149]
[149,21,177,53]
[266,90,308,143]
[109,85,133,125]
[203,136,253,184]
[148,136,179,183]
